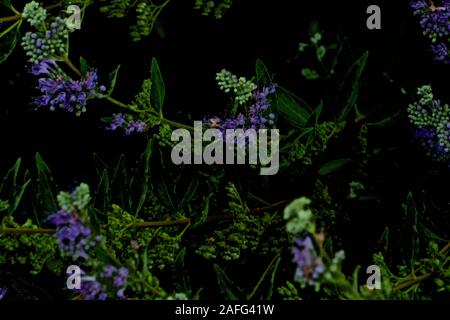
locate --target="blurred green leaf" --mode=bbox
[319,158,351,176]
[107,65,121,96]
[178,175,199,211]
[0,20,21,64]
[301,68,320,80]
[255,59,272,85]
[214,264,241,300]
[95,169,110,214]
[35,153,57,217]
[276,86,311,128]
[337,51,369,122]
[135,138,154,217]
[305,101,323,128]
[151,57,165,116]
[79,56,89,75]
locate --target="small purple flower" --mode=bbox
[31,60,57,76]
[78,279,107,300]
[47,210,74,225]
[48,210,100,260]
[292,236,325,286]
[125,120,147,136]
[108,113,126,131]
[32,61,105,115]
[0,288,8,300]
[431,42,450,62]
[205,84,277,139]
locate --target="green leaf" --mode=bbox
[151,57,165,116]
[265,257,281,299]
[10,179,31,215]
[276,86,311,128]
[178,175,199,210]
[135,138,154,217]
[214,264,241,300]
[403,192,420,269]
[79,56,89,74]
[192,194,211,228]
[337,51,369,122]
[0,158,21,198]
[301,68,320,80]
[0,20,21,64]
[255,59,272,85]
[319,158,351,176]
[0,0,13,10]
[316,45,326,61]
[107,65,121,96]
[305,101,323,128]
[0,158,31,216]
[247,256,281,300]
[95,169,110,214]
[35,153,57,216]
[367,110,402,128]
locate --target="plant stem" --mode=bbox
[394,272,433,291]
[133,218,191,228]
[0,199,291,235]
[0,227,54,234]
[0,15,20,23]
[105,96,136,112]
[247,254,280,299]
[159,117,194,131]
[0,19,21,39]
[0,2,62,23]
[394,241,450,291]
[63,55,82,77]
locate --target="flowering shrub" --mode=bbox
[0,0,449,302]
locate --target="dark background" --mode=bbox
[0,0,449,295]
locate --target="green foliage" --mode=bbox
[337,51,369,122]
[196,183,272,261]
[0,216,58,275]
[194,0,233,19]
[276,87,311,128]
[285,121,338,166]
[103,204,181,270]
[284,197,314,235]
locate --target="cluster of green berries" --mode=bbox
[99,0,132,18]
[21,17,70,64]
[22,1,47,27]
[194,0,233,19]
[216,69,257,105]
[130,2,157,41]
[287,121,336,165]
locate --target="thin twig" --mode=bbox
[0,199,291,234]
[394,241,450,291]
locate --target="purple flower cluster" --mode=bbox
[411,0,450,63]
[47,210,100,260]
[78,278,108,300]
[0,288,8,300]
[292,236,325,286]
[77,265,128,300]
[415,127,450,161]
[205,85,276,146]
[431,42,450,62]
[108,113,148,135]
[31,60,106,115]
[249,84,276,128]
[102,265,129,298]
